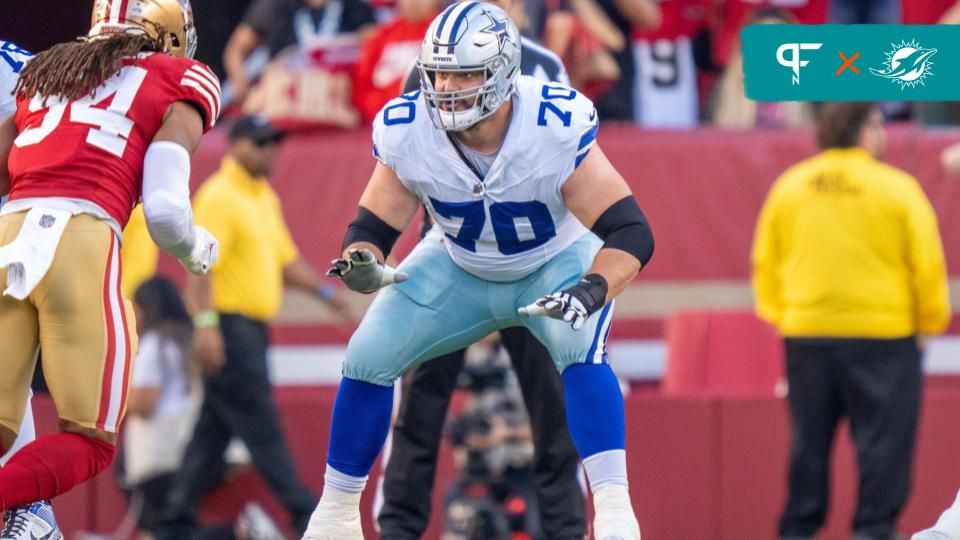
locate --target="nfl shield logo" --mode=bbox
[39,214,55,228]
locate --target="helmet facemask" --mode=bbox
[419,59,506,131]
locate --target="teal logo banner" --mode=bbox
[742,25,960,101]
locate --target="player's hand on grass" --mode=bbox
[326,248,407,294]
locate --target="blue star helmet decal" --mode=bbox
[477,12,512,53]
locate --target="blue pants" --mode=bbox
[343,233,614,386]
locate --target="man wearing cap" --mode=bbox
[155,115,347,539]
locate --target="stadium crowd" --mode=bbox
[205,0,960,130]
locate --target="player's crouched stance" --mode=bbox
[305,3,653,539]
[0,0,219,531]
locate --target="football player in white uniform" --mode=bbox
[307,3,654,539]
[0,39,63,540]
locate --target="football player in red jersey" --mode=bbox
[0,0,220,515]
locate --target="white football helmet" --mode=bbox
[417,2,521,131]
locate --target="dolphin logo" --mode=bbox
[870,40,937,89]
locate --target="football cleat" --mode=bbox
[0,501,63,540]
[593,485,641,540]
[301,494,363,540]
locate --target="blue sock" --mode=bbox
[562,363,625,458]
[326,377,394,478]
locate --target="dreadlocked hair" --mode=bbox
[14,32,165,102]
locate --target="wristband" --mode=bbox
[317,283,337,302]
[193,309,220,328]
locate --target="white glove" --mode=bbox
[326,248,407,294]
[179,226,218,275]
[520,291,591,330]
[518,275,608,331]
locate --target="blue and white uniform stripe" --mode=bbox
[585,301,614,364]
[574,119,599,168]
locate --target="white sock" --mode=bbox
[324,465,368,494]
[931,489,960,535]
[583,449,628,492]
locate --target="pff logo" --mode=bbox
[777,42,823,85]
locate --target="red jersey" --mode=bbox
[714,0,827,67]
[352,14,436,123]
[7,52,221,228]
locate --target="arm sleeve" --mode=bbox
[751,184,784,329]
[903,179,952,334]
[142,142,197,260]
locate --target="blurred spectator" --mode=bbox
[193,0,256,79]
[710,7,813,128]
[440,345,540,539]
[943,142,960,176]
[903,0,958,23]
[121,205,160,299]
[630,0,709,128]
[828,0,898,23]
[752,102,951,540]
[942,0,960,22]
[123,278,199,537]
[713,0,826,69]
[524,0,553,39]
[544,0,660,114]
[224,0,376,105]
[912,1,960,126]
[154,116,348,540]
[353,0,440,123]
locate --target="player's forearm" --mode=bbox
[586,248,641,302]
[283,257,327,295]
[185,272,214,314]
[223,25,260,83]
[142,142,197,259]
[341,206,401,262]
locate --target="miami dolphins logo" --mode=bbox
[870,39,937,89]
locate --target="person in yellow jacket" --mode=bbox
[752,102,951,540]
[155,115,348,538]
[121,205,160,299]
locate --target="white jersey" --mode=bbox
[0,41,31,118]
[373,76,599,282]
